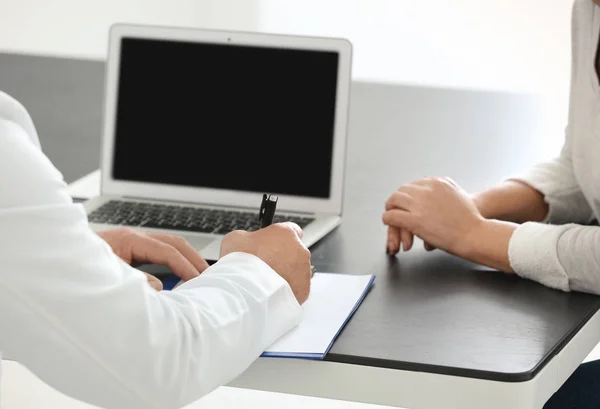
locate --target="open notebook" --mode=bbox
[262,273,375,360]
[161,272,375,359]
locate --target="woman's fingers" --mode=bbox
[387,226,402,254]
[401,229,414,251]
[424,242,436,252]
[387,226,416,255]
[385,191,413,211]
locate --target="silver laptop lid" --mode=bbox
[100,24,352,214]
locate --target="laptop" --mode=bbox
[84,24,352,261]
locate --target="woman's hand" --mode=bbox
[387,226,436,255]
[386,180,483,255]
[97,227,210,290]
[383,177,484,258]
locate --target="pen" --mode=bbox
[258,194,316,277]
[259,193,278,229]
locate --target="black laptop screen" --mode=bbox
[111,37,339,199]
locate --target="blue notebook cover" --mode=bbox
[161,274,181,291]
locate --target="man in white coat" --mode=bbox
[0,90,312,409]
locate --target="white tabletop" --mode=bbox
[4,339,600,409]
[1,360,398,409]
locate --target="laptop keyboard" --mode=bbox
[87,200,314,235]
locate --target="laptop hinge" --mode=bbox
[120,195,316,216]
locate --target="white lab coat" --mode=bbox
[0,91,302,409]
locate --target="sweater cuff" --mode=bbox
[509,170,590,225]
[508,222,572,292]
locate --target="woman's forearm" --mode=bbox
[472,180,549,223]
[462,180,546,273]
[461,219,517,273]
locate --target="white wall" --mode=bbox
[0,0,575,152]
[258,0,573,95]
[0,0,573,95]
[258,0,574,154]
[0,0,259,59]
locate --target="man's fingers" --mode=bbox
[382,209,414,230]
[144,273,164,291]
[148,233,210,274]
[424,242,436,252]
[278,222,304,239]
[130,235,200,282]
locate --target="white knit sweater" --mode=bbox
[510,0,600,294]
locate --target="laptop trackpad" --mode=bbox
[198,238,223,262]
[186,235,217,252]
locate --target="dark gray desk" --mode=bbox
[2,52,600,409]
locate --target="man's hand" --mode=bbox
[220,222,312,304]
[98,228,210,290]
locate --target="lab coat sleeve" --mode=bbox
[0,98,302,409]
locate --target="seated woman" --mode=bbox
[382,1,600,408]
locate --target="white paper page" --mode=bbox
[265,273,373,355]
[67,169,101,199]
